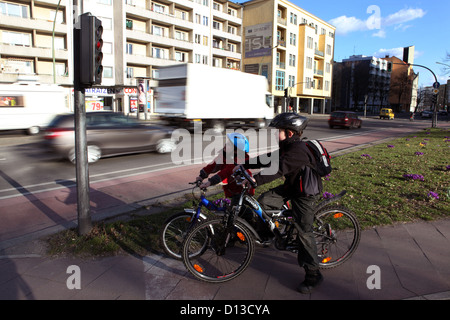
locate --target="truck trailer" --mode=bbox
[0,82,69,134]
[155,63,274,132]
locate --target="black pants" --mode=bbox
[257,185,320,271]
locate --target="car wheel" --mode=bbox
[209,120,225,134]
[156,139,176,153]
[68,145,102,164]
[28,126,40,135]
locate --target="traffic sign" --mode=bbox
[433,82,440,89]
[433,89,439,94]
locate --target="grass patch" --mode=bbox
[46,128,450,258]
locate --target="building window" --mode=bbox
[203,16,208,26]
[195,54,201,63]
[305,77,312,89]
[126,67,133,78]
[275,71,285,91]
[152,25,164,36]
[2,31,31,46]
[153,3,165,13]
[307,37,313,49]
[290,13,297,25]
[213,21,221,30]
[152,47,166,59]
[289,33,296,46]
[126,43,133,54]
[0,1,28,18]
[288,75,295,87]
[103,66,113,78]
[289,54,296,67]
[175,51,187,62]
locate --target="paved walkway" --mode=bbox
[1,117,449,302]
[1,217,450,301]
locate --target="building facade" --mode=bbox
[1,0,334,116]
[383,46,419,113]
[241,0,335,114]
[332,55,391,113]
[0,0,243,114]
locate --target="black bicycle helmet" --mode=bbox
[269,112,309,134]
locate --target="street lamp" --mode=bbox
[285,81,314,113]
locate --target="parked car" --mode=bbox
[379,108,394,120]
[421,110,433,118]
[328,111,362,129]
[43,112,177,163]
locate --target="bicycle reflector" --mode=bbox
[194,264,204,273]
[333,213,343,219]
[322,257,332,263]
[236,232,246,242]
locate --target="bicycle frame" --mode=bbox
[184,186,228,224]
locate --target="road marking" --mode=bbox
[0,128,399,200]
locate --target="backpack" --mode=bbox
[305,140,332,177]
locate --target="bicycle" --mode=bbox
[159,181,229,260]
[181,166,361,283]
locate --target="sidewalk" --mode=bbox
[1,215,450,300]
[1,120,449,301]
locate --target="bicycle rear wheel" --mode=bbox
[314,205,361,269]
[160,212,203,260]
[182,218,255,283]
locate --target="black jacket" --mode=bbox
[245,136,322,197]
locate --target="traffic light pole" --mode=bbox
[73,2,92,236]
[393,62,439,128]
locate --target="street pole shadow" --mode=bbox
[0,170,74,228]
[0,257,35,300]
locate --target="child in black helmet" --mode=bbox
[238,112,323,294]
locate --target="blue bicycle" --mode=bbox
[159,181,229,259]
[181,166,361,283]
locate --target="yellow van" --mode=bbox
[380,108,394,120]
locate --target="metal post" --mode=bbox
[73,1,92,235]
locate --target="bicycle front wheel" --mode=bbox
[182,218,255,283]
[314,205,361,269]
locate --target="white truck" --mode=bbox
[0,82,69,134]
[155,63,274,132]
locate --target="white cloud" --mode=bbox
[330,7,426,36]
[383,8,426,27]
[372,30,386,38]
[329,16,367,35]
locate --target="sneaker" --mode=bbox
[297,270,324,294]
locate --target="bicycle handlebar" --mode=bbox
[232,165,257,188]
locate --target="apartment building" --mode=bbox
[383,46,419,113]
[333,55,391,113]
[0,0,243,114]
[241,0,335,114]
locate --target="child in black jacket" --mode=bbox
[240,112,323,294]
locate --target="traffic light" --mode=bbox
[284,88,289,98]
[431,94,437,105]
[387,62,393,72]
[79,13,103,86]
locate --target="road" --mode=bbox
[0,114,446,248]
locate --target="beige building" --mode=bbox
[241,0,335,114]
[0,0,244,114]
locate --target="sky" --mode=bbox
[292,0,450,87]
